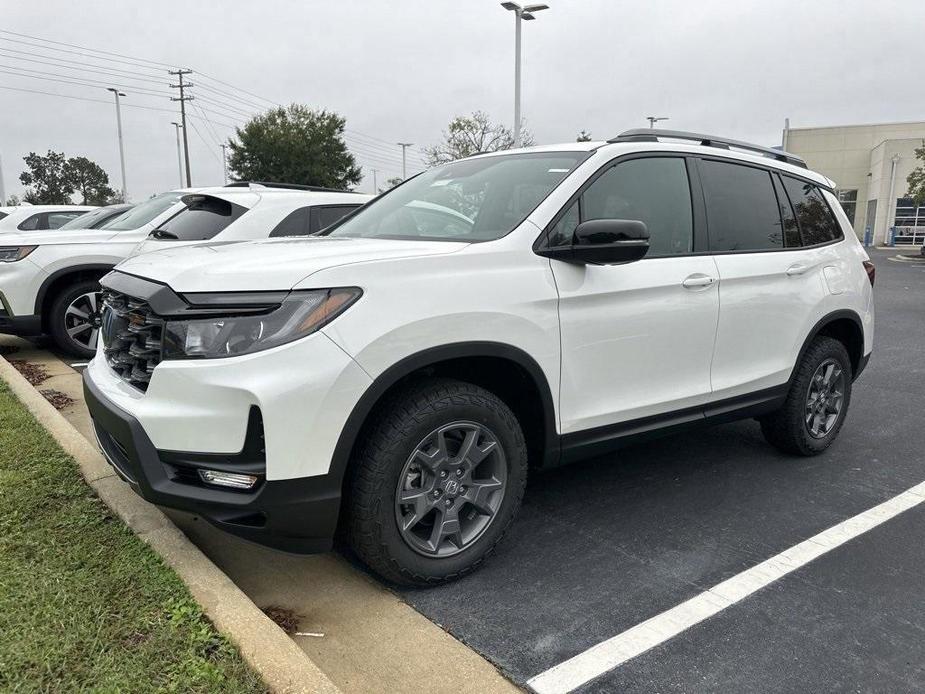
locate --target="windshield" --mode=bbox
[325,151,587,242]
[58,206,124,230]
[100,192,183,231]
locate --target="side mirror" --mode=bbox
[539,219,649,265]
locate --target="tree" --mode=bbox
[907,140,925,205]
[66,156,115,205]
[422,111,534,166]
[20,150,74,204]
[4,194,20,206]
[380,176,403,193]
[576,130,593,142]
[227,105,362,189]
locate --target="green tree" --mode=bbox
[380,176,403,193]
[65,156,116,205]
[423,111,534,166]
[20,150,74,204]
[576,130,593,142]
[227,105,361,189]
[4,194,20,206]
[906,140,925,205]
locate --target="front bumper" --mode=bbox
[84,369,341,553]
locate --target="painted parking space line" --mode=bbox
[527,480,925,694]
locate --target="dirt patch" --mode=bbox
[9,360,49,386]
[40,389,75,410]
[262,606,302,634]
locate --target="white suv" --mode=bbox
[0,185,367,357]
[83,130,874,586]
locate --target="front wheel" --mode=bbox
[48,279,104,358]
[347,378,528,586]
[760,336,853,456]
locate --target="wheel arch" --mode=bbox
[793,309,866,382]
[329,342,560,499]
[35,264,114,332]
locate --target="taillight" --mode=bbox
[863,260,875,286]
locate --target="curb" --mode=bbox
[0,356,340,694]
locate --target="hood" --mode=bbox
[0,229,119,246]
[113,236,468,292]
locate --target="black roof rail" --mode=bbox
[608,128,807,169]
[224,181,364,194]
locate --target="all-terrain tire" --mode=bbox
[346,377,528,586]
[760,336,853,456]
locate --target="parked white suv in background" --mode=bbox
[83,130,875,586]
[0,204,97,232]
[0,184,367,357]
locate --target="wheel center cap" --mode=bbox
[443,479,459,496]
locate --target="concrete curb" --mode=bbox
[0,356,340,694]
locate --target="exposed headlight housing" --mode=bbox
[0,246,37,263]
[162,287,362,359]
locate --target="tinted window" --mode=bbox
[781,176,843,246]
[0,212,8,221]
[17,213,43,231]
[155,197,246,241]
[102,191,183,231]
[326,152,587,242]
[269,207,311,237]
[547,157,693,257]
[772,175,801,247]
[47,211,84,229]
[312,204,360,232]
[59,206,130,230]
[700,160,783,251]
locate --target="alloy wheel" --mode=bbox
[64,291,103,351]
[804,358,846,438]
[395,421,507,557]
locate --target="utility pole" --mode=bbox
[170,122,184,188]
[107,88,128,201]
[0,152,6,205]
[220,144,228,184]
[169,69,194,187]
[500,3,549,147]
[397,143,413,179]
[371,169,378,194]
[646,116,669,129]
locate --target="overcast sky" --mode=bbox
[2,0,923,201]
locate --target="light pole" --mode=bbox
[500,2,549,147]
[107,88,128,201]
[170,122,184,188]
[646,116,669,129]
[220,144,228,184]
[397,142,413,179]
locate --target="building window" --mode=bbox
[836,189,857,226]
[893,197,925,246]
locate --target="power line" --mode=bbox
[0,47,170,85]
[0,65,172,97]
[0,35,173,74]
[0,28,175,69]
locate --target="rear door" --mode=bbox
[704,158,842,398]
[549,155,720,434]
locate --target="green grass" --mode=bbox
[0,382,267,693]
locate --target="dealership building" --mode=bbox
[782,120,925,247]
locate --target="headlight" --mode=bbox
[0,246,37,263]
[162,288,361,359]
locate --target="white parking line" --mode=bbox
[527,481,925,694]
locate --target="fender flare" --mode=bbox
[33,263,115,316]
[789,309,866,383]
[327,341,560,493]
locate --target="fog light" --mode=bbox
[198,469,259,490]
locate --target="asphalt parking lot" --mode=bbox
[400,247,925,692]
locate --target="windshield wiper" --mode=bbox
[149,229,179,240]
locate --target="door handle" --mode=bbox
[785,264,812,276]
[681,274,716,289]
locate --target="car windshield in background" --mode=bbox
[58,206,127,230]
[325,151,588,242]
[100,191,183,231]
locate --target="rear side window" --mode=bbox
[269,207,311,237]
[780,176,843,246]
[311,205,360,233]
[47,211,84,229]
[155,197,246,241]
[17,213,44,231]
[700,160,783,252]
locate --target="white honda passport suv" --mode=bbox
[83,130,875,586]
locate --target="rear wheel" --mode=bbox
[347,378,528,585]
[48,279,104,358]
[760,336,852,456]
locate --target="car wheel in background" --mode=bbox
[49,279,104,358]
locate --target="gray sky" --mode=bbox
[2,0,923,200]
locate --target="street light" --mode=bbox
[646,116,669,129]
[170,122,184,188]
[107,88,128,201]
[500,2,549,147]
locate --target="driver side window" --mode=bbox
[546,157,694,257]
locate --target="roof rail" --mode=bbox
[608,129,807,169]
[224,181,363,194]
